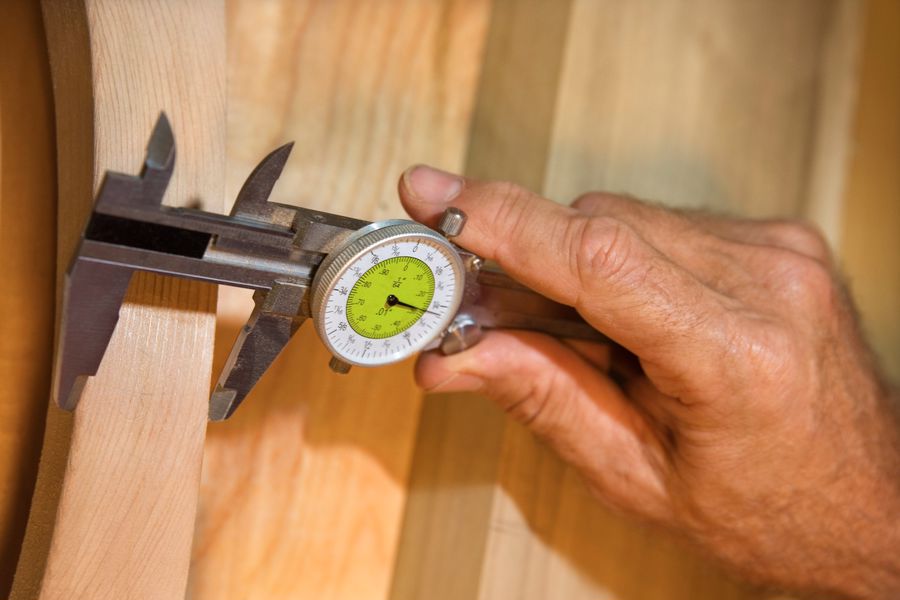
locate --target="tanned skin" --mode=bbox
[399,165,900,599]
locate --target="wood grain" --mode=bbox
[389,394,507,600]
[0,1,57,596]
[10,2,225,599]
[545,0,834,219]
[391,1,577,598]
[840,0,900,383]
[188,2,490,599]
[3,0,883,598]
[804,0,864,249]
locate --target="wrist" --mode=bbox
[809,384,900,599]
[688,383,900,598]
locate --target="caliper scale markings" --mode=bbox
[345,256,435,339]
[317,233,462,366]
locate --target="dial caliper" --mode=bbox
[53,114,612,420]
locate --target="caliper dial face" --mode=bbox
[311,221,465,367]
[346,256,435,339]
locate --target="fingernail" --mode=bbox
[425,372,484,393]
[403,165,464,204]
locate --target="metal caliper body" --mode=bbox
[53,114,611,421]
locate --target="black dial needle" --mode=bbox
[386,294,440,316]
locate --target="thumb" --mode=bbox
[399,165,585,307]
[398,165,727,382]
[417,330,671,519]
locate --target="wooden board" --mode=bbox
[3,0,891,598]
[545,0,837,219]
[390,1,576,597]
[840,0,900,383]
[10,1,225,598]
[392,1,863,599]
[187,2,491,599]
[0,1,57,596]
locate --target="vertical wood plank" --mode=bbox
[389,395,506,600]
[803,0,864,249]
[840,0,900,383]
[11,2,225,599]
[391,1,576,598]
[463,0,575,188]
[0,1,57,595]
[189,2,491,598]
[546,0,832,218]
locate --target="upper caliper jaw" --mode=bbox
[53,113,367,419]
[207,142,306,420]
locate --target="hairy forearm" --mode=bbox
[732,384,900,599]
[839,386,900,599]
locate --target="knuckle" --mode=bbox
[571,191,611,211]
[494,376,554,429]
[570,215,638,284]
[723,319,808,419]
[487,180,531,216]
[727,319,794,379]
[486,181,532,252]
[767,220,831,262]
[770,251,837,311]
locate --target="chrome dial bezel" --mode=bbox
[310,220,465,366]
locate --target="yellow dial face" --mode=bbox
[346,257,435,339]
[315,225,465,367]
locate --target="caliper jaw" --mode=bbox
[206,140,306,421]
[53,115,177,411]
[53,113,366,419]
[209,280,309,420]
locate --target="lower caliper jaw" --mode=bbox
[209,282,307,421]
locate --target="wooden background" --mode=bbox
[2,0,898,598]
[8,1,225,598]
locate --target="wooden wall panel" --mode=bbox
[840,0,900,384]
[2,0,887,598]
[0,1,57,596]
[11,1,225,598]
[545,0,834,219]
[189,2,491,599]
[224,0,490,221]
[391,2,577,598]
[804,0,864,249]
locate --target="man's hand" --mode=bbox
[399,165,900,599]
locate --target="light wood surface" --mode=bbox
[840,0,900,384]
[3,0,894,598]
[188,2,490,599]
[10,1,225,599]
[804,0,864,249]
[545,0,838,220]
[0,1,57,595]
[391,1,577,597]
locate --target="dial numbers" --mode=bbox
[346,257,434,339]
[318,231,463,367]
